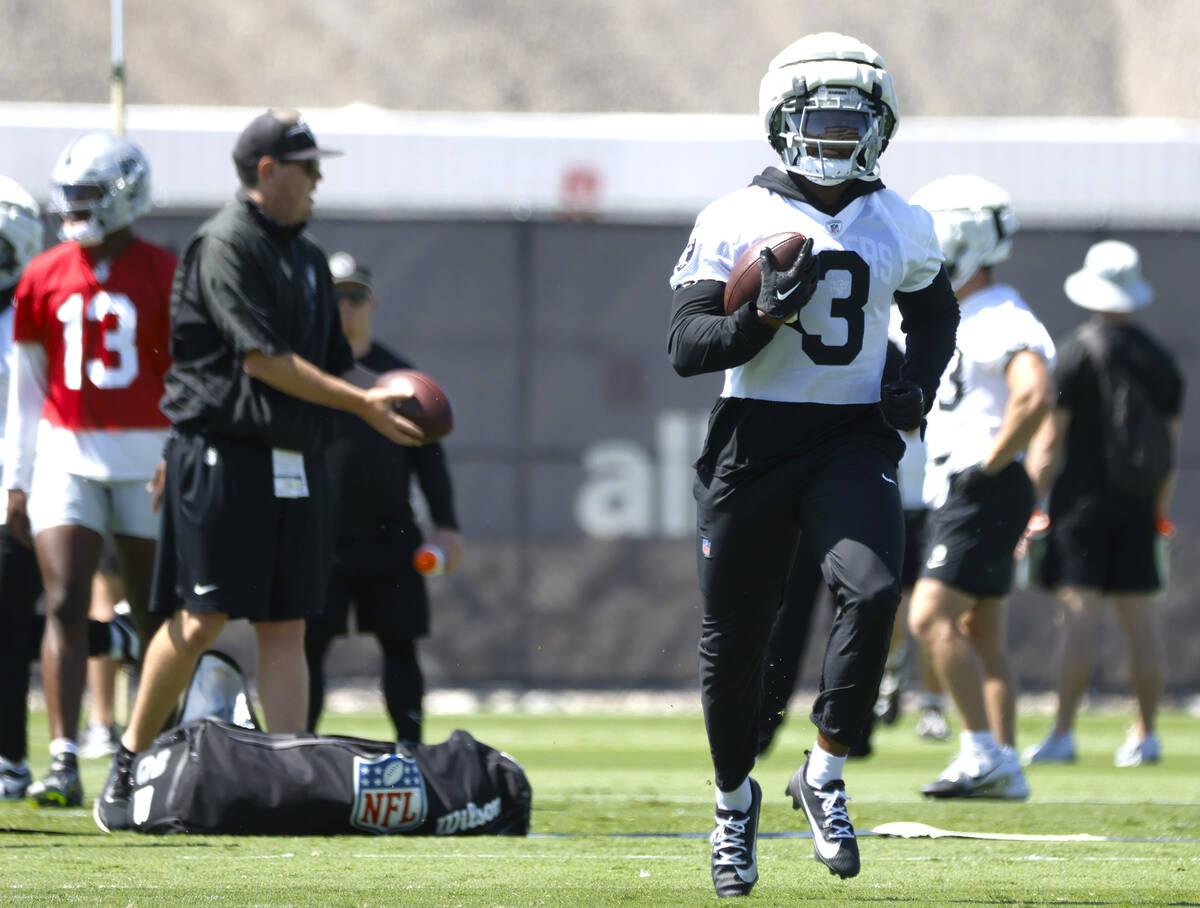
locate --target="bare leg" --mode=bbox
[111,534,162,650]
[255,619,309,734]
[1112,593,1163,738]
[121,610,227,753]
[960,598,1016,747]
[86,571,122,729]
[1050,586,1102,736]
[35,526,104,743]
[909,578,988,732]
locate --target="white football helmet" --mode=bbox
[48,132,152,246]
[759,32,899,186]
[0,176,44,291]
[909,175,1019,291]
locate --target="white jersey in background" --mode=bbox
[670,184,943,405]
[922,283,1055,509]
[888,305,927,511]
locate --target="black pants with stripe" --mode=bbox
[695,437,904,792]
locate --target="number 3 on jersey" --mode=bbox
[787,250,870,366]
[57,291,140,390]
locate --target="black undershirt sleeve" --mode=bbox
[893,267,959,410]
[667,279,778,377]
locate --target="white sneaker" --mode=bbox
[1021,732,1076,765]
[1114,731,1161,767]
[1,757,32,800]
[921,746,1029,800]
[916,706,950,741]
[79,723,121,760]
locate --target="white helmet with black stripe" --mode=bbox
[48,132,152,247]
[909,175,1019,291]
[759,32,899,186]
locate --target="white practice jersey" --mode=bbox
[670,184,943,405]
[922,283,1055,509]
[888,305,927,510]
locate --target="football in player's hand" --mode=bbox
[375,369,455,442]
[723,232,810,315]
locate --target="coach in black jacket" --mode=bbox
[305,252,462,742]
[96,109,424,833]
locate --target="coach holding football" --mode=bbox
[95,109,425,832]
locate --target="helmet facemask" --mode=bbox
[770,86,890,186]
[48,133,151,247]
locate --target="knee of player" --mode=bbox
[172,610,227,653]
[907,597,948,644]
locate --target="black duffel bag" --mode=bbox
[128,717,531,836]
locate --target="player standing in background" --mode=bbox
[95,109,424,833]
[1023,240,1183,767]
[305,251,463,742]
[669,33,958,895]
[4,135,174,808]
[884,305,953,744]
[0,176,47,801]
[906,175,1054,801]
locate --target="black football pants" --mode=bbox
[0,526,43,763]
[695,440,904,792]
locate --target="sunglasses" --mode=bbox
[282,158,321,178]
[336,287,371,305]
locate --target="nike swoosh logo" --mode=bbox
[734,864,757,882]
[802,798,844,859]
[881,474,897,485]
[775,281,803,301]
[193,583,219,596]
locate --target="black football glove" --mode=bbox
[879,380,925,432]
[756,237,819,321]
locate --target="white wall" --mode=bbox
[1,103,1198,228]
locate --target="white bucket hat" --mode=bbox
[1063,240,1154,313]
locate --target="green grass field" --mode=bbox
[3,706,1198,906]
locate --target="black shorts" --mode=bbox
[307,566,429,639]
[901,509,927,590]
[150,433,331,622]
[1040,495,1160,593]
[919,463,1034,598]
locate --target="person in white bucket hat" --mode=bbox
[1063,240,1155,313]
[1024,239,1183,769]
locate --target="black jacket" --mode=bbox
[160,193,354,452]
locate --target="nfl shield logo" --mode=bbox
[701,537,712,558]
[827,220,843,237]
[351,753,427,833]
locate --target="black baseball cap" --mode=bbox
[232,108,342,170]
[328,251,372,290]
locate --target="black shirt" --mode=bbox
[1049,317,1184,513]
[160,193,354,452]
[329,343,459,573]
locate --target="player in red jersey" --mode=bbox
[3,132,175,807]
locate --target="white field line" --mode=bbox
[551,793,1200,807]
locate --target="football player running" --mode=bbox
[669,33,958,895]
[5,133,175,807]
[906,175,1054,801]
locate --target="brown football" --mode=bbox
[722,231,810,315]
[375,369,455,442]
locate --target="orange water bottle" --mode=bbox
[413,544,446,577]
